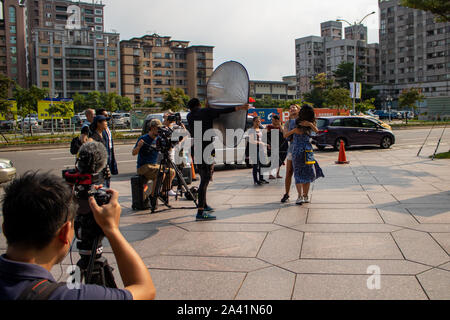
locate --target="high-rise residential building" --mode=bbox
[249,78,298,101]
[28,0,120,98]
[377,0,450,106]
[120,34,213,104]
[0,0,29,88]
[295,21,379,97]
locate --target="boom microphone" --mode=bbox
[76,141,108,174]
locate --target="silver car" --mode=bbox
[0,159,16,184]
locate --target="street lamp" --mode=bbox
[386,95,393,122]
[337,11,376,114]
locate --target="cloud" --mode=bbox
[103,0,379,80]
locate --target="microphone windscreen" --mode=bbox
[76,141,108,174]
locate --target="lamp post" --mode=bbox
[337,12,376,114]
[387,95,393,123]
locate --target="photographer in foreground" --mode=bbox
[132,119,175,204]
[0,171,155,300]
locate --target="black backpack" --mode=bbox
[70,136,82,155]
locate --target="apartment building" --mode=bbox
[29,0,120,98]
[377,0,450,103]
[250,79,298,101]
[120,34,213,104]
[0,0,29,88]
[295,21,379,96]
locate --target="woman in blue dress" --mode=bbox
[285,105,324,205]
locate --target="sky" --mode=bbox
[102,0,381,81]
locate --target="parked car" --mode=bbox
[111,113,127,127]
[18,117,40,130]
[121,113,130,126]
[365,110,379,120]
[373,110,401,120]
[312,116,396,151]
[0,120,17,130]
[362,116,392,130]
[0,159,16,184]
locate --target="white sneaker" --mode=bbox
[303,195,310,203]
[168,190,177,197]
[296,197,304,205]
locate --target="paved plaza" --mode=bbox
[1,143,449,300]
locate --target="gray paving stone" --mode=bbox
[307,208,384,224]
[144,255,270,272]
[417,268,450,300]
[161,232,267,257]
[392,229,450,266]
[377,207,420,226]
[236,267,295,300]
[430,233,450,255]
[273,205,307,227]
[292,275,428,300]
[311,193,372,204]
[149,269,246,300]
[301,233,403,259]
[292,224,403,233]
[179,222,282,233]
[407,207,450,224]
[257,228,303,265]
[439,262,450,271]
[281,259,431,275]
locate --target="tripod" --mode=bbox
[151,150,198,213]
[74,215,117,288]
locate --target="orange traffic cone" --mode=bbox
[190,156,198,181]
[335,140,350,164]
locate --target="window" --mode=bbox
[109,60,116,67]
[85,17,94,23]
[98,49,104,56]
[109,50,116,57]
[109,71,116,78]
[10,36,16,44]
[95,26,102,32]
[359,118,377,128]
[85,9,94,15]
[42,70,49,76]
[9,6,16,23]
[98,71,105,78]
[54,47,61,54]
[342,118,360,127]
[10,26,16,34]
[110,82,116,89]
[97,60,105,68]
[42,58,48,65]
[42,81,49,88]
[11,56,17,64]
[95,9,103,15]
[41,47,49,53]
[11,67,17,74]
[10,47,16,54]
[330,119,343,127]
[95,17,102,24]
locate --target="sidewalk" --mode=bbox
[1,145,449,299]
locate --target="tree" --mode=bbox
[325,88,352,114]
[13,85,48,135]
[399,88,425,123]
[115,95,132,112]
[73,92,87,113]
[303,73,334,108]
[400,0,450,22]
[160,87,190,112]
[356,98,376,114]
[47,100,73,134]
[333,62,364,89]
[0,74,15,119]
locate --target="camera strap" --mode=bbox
[18,279,66,300]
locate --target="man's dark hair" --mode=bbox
[187,98,201,110]
[96,108,107,116]
[2,171,78,250]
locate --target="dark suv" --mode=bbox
[312,116,395,151]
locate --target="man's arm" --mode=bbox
[132,139,144,156]
[208,104,250,119]
[89,190,156,300]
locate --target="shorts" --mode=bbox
[137,164,160,181]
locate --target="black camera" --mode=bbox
[167,112,182,125]
[62,169,111,250]
[154,126,178,154]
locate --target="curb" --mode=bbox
[0,138,137,152]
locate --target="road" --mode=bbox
[0,127,449,178]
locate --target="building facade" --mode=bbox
[250,79,298,101]
[120,34,213,104]
[29,0,120,98]
[295,21,379,96]
[377,0,450,105]
[0,0,29,88]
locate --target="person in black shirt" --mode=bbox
[187,98,250,221]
